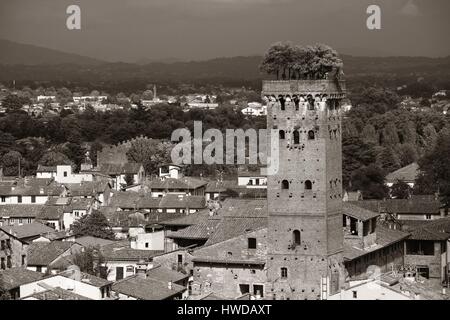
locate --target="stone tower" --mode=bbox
[263,78,347,300]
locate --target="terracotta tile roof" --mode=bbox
[75,235,115,248]
[0,180,63,196]
[385,162,419,183]
[146,265,189,283]
[343,202,379,221]
[36,205,64,220]
[0,204,45,218]
[146,177,207,190]
[205,180,237,193]
[0,222,55,240]
[109,192,206,210]
[112,275,185,300]
[0,267,44,290]
[63,180,109,197]
[22,287,92,300]
[167,219,220,240]
[100,241,163,261]
[58,270,112,288]
[36,165,56,173]
[161,209,212,226]
[344,225,409,261]
[27,241,75,266]
[205,217,267,246]
[408,216,450,241]
[99,163,143,175]
[351,198,442,215]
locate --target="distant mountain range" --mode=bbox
[0,39,449,83]
[0,39,104,66]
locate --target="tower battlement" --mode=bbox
[262,79,346,97]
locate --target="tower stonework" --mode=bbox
[263,79,347,300]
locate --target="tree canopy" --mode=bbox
[260,42,343,80]
[71,211,115,240]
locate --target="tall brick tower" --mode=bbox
[263,77,347,300]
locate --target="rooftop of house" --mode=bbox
[27,241,75,266]
[161,209,212,227]
[385,163,420,183]
[350,197,443,215]
[0,222,55,240]
[0,179,63,196]
[75,235,115,248]
[167,219,220,240]
[63,180,110,197]
[407,216,450,241]
[58,270,113,288]
[112,274,185,300]
[100,240,163,262]
[36,165,57,173]
[343,225,410,261]
[99,163,143,175]
[0,267,44,291]
[146,265,189,283]
[21,286,92,300]
[0,204,46,218]
[205,180,237,193]
[36,205,64,220]
[146,176,207,190]
[108,192,206,210]
[343,202,380,221]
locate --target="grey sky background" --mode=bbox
[0,0,449,62]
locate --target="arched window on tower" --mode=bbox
[294,96,300,110]
[293,230,301,246]
[305,180,312,190]
[281,267,288,279]
[307,95,315,110]
[293,131,300,144]
[279,130,285,140]
[279,96,286,111]
[281,180,289,190]
[308,130,315,140]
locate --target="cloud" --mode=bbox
[400,0,420,17]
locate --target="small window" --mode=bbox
[308,130,315,140]
[248,238,257,249]
[1,196,6,202]
[425,214,432,220]
[279,130,285,139]
[279,97,285,110]
[22,255,26,266]
[281,267,288,279]
[17,195,22,203]
[31,195,36,203]
[293,230,301,246]
[281,180,289,190]
[305,180,312,190]
[145,242,149,248]
[253,284,264,298]
[178,254,183,263]
[63,171,68,177]
[293,131,300,144]
[352,291,357,299]
[239,284,250,295]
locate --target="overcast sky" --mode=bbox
[0,0,449,62]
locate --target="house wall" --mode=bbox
[328,281,411,300]
[103,261,154,282]
[345,241,405,279]
[404,240,446,280]
[0,195,49,205]
[63,209,88,230]
[131,231,165,251]
[0,230,28,269]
